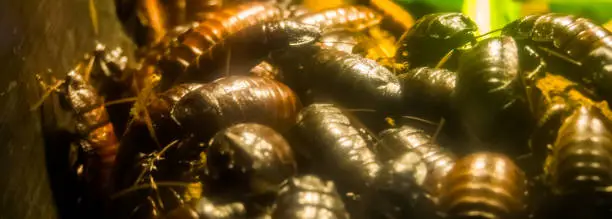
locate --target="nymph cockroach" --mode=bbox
[292,104,380,189]
[271,175,350,219]
[398,67,456,117]
[170,76,302,140]
[159,18,320,89]
[454,36,534,155]
[438,152,528,219]
[166,196,246,219]
[545,105,612,195]
[275,46,401,110]
[295,5,382,32]
[375,125,455,194]
[206,123,297,196]
[395,12,478,69]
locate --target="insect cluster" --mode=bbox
[34,0,612,218]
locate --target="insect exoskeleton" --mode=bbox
[545,105,612,195]
[271,175,350,219]
[170,76,302,139]
[206,123,297,195]
[438,152,528,219]
[398,67,457,116]
[395,12,478,69]
[295,5,382,32]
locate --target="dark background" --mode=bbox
[0,0,133,218]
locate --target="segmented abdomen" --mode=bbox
[503,13,612,61]
[376,125,455,194]
[65,71,119,188]
[547,105,612,194]
[439,152,527,219]
[295,5,382,31]
[272,175,349,219]
[295,104,380,184]
[398,67,456,109]
[171,76,301,138]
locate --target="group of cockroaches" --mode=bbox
[33,0,612,218]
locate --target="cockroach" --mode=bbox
[271,175,350,219]
[293,103,380,188]
[170,76,302,140]
[438,152,528,219]
[454,36,534,155]
[545,105,612,195]
[583,46,612,103]
[398,67,456,116]
[375,125,455,194]
[159,17,320,89]
[166,196,246,219]
[395,12,478,69]
[295,5,382,32]
[275,46,402,110]
[206,123,297,195]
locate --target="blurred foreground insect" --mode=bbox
[395,12,478,69]
[206,123,297,196]
[438,152,528,219]
[170,76,302,140]
[295,5,382,32]
[454,36,534,155]
[271,175,350,219]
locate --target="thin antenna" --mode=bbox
[89,0,99,36]
[432,117,445,142]
[399,115,438,126]
[537,46,582,66]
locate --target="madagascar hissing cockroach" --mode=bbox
[275,46,401,110]
[295,5,382,32]
[545,105,612,195]
[166,196,246,219]
[170,76,302,140]
[375,125,455,194]
[159,18,320,89]
[271,175,350,219]
[438,152,528,219]
[398,67,456,116]
[206,123,297,195]
[395,12,478,69]
[293,104,380,188]
[454,36,534,155]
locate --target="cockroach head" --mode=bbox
[275,20,321,47]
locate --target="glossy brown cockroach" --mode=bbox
[170,76,302,140]
[438,152,528,219]
[206,123,297,195]
[545,105,612,195]
[271,175,350,219]
[454,36,534,156]
[398,67,456,117]
[395,12,478,69]
[159,17,320,89]
[375,125,455,194]
[275,46,401,110]
[166,196,246,219]
[292,104,380,190]
[295,5,382,32]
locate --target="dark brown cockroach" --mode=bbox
[294,5,382,32]
[398,67,457,117]
[292,103,380,189]
[545,105,612,195]
[159,17,320,89]
[455,36,534,155]
[206,123,297,196]
[275,46,401,110]
[166,196,246,219]
[271,175,350,219]
[375,125,455,194]
[395,12,478,69]
[438,152,528,219]
[170,76,302,140]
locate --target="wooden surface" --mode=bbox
[0,0,133,218]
